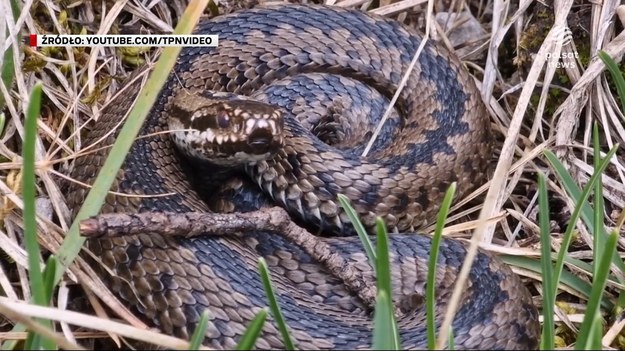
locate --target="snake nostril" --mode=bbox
[247,128,274,153]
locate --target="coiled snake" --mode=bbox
[66,3,540,349]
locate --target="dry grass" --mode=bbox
[1,0,625,349]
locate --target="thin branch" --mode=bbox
[80,207,379,309]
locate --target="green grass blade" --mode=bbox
[598,50,625,114]
[41,256,58,303]
[372,291,396,349]
[236,309,268,350]
[544,147,625,280]
[258,258,294,350]
[575,231,618,350]
[23,84,45,306]
[591,123,604,279]
[448,327,455,350]
[337,194,376,265]
[544,155,595,231]
[573,123,612,349]
[52,0,211,286]
[562,256,621,294]
[544,145,619,289]
[338,195,400,348]
[374,219,392,302]
[544,140,621,349]
[373,218,400,350]
[538,173,554,350]
[501,255,613,310]
[22,83,56,350]
[188,310,210,350]
[0,113,5,137]
[427,182,456,350]
[597,50,625,311]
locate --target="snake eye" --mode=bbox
[217,111,230,129]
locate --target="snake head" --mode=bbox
[168,92,284,166]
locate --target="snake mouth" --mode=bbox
[247,128,275,154]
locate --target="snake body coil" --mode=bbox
[66,4,540,349]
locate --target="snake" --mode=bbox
[65,3,540,349]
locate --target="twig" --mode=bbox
[80,207,379,309]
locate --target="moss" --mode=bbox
[529,87,568,117]
[118,47,151,67]
[512,0,622,122]
[21,47,47,73]
[516,6,555,73]
[80,76,112,106]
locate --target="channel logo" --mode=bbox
[552,25,573,46]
